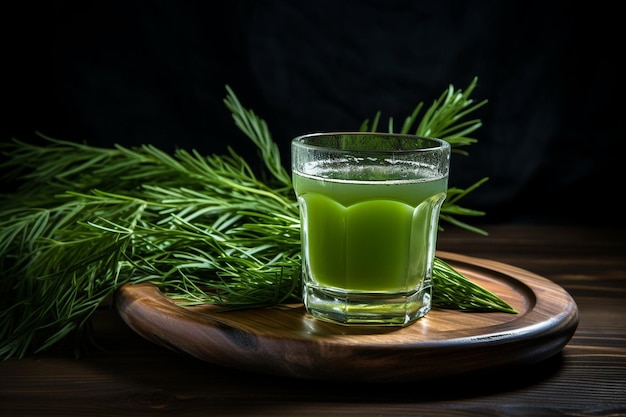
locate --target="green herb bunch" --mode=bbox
[0,77,515,360]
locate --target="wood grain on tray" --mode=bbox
[115,251,578,382]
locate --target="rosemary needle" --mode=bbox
[0,78,515,359]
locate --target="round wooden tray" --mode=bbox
[115,251,579,382]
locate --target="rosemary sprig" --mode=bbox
[433,258,517,313]
[0,79,515,359]
[361,76,490,235]
[360,76,487,155]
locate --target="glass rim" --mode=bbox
[291,131,450,153]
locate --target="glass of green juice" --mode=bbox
[292,132,450,326]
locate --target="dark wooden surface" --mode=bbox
[1,224,625,416]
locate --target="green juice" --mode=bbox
[294,169,447,294]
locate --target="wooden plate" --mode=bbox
[114,251,579,382]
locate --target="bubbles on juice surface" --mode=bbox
[303,159,440,183]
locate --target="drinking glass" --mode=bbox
[292,132,450,326]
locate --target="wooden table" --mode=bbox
[1,224,625,416]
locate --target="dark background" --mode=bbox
[3,1,623,226]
